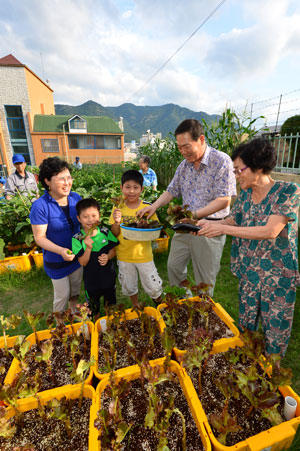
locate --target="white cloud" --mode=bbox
[0,0,300,124]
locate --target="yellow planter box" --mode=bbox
[152,231,170,253]
[157,296,241,360]
[96,360,211,450]
[203,384,300,451]
[0,249,33,272]
[30,246,43,267]
[3,384,98,451]
[94,306,166,380]
[5,321,95,395]
[178,345,300,451]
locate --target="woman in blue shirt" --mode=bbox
[30,157,83,318]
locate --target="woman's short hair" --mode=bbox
[141,155,151,166]
[232,138,277,174]
[39,157,71,191]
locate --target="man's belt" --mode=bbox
[204,216,228,221]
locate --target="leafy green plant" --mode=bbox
[0,314,22,354]
[165,204,194,226]
[209,408,242,446]
[95,372,132,450]
[0,193,34,249]
[138,133,183,189]
[142,362,186,451]
[70,358,95,408]
[23,311,44,347]
[182,328,214,395]
[0,405,17,439]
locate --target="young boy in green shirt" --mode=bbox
[72,198,118,319]
[110,170,162,307]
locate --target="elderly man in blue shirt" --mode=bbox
[137,119,236,296]
[139,155,158,191]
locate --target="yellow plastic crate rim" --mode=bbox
[4,384,98,451]
[0,335,20,349]
[0,251,33,272]
[93,307,167,380]
[30,246,43,267]
[157,296,241,359]
[4,321,95,392]
[152,232,170,253]
[96,359,211,451]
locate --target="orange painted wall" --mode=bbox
[31,132,124,166]
[25,68,55,125]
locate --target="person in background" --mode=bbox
[73,156,82,170]
[4,154,39,200]
[72,198,118,320]
[110,169,162,307]
[196,138,300,357]
[139,155,157,190]
[138,119,236,297]
[30,157,83,319]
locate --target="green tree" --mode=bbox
[280,115,300,168]
[281,115,300,136]
[202,108,265,155]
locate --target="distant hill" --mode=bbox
[55,100,220,142]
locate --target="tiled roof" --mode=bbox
[33,115,124,134]
[0,54,23,66]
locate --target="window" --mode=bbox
[5,106,27,140]
[68,135,121,150]
[5,105,31,163]
[5,105,23,118]
[41,139,59,153]
[70,118,87,130]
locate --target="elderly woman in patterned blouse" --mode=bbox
[196,138,300,357]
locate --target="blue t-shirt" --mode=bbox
[139,167,157,188]
[30,191,81,279]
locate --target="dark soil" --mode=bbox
[0,347,13,384]
[0,397,91,450]
[98,317,165,373]
[13,331,91,393]
[189,350,285,446]
[101,375,205,450]
[123,219,161,229]
[161,301,234,349]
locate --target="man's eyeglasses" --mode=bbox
[233,166,248,175]
[53,176,73,183]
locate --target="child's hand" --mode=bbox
[98,253,108,266]
[113,208,122,224]
[84,236,94,249]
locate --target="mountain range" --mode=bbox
[55,100,219,142]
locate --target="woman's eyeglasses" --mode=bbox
[53,176,73,183]
[233,166,248,175]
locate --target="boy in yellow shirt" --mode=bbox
[110,170,162,307]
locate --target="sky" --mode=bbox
[1,0,300,128]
